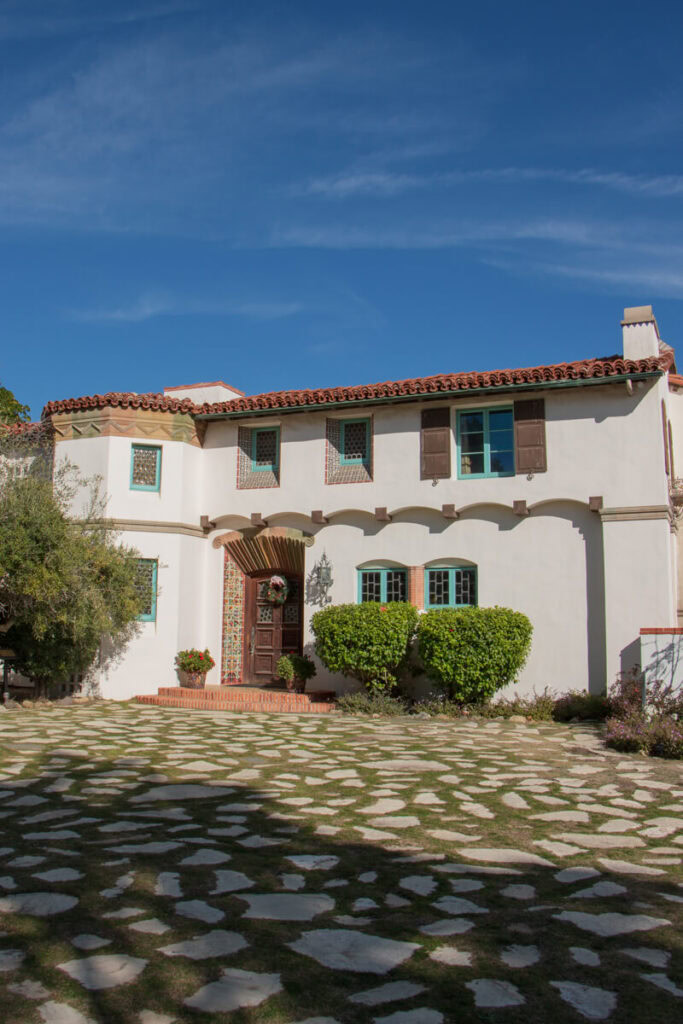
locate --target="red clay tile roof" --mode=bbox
[43,353,671,420]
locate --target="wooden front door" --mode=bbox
[244,573,303,684]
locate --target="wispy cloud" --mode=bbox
[70,292,305,323]
[296,166,683,200]
[0,1,196,41]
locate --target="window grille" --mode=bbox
[130,445,161,491]
[341,419,369,464]
[358,568,407,603]
[425,567,477,609]
[135,559,158,621]
[251,428,279,472]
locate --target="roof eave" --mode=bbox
[194,370,663,421]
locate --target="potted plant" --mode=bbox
[276,652,316,693]
[175,648,215,689]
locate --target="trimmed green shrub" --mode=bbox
[311,602,418,693]
[417,606,532,703]
[336,691,410,716]
[552,690,610,722]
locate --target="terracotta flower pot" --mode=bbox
[185,671,207,689]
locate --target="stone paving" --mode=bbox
[0,703,680,1023]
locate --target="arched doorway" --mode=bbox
[243,571,303,684]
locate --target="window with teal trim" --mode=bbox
[425,567,477,608]
[340,419,370,466]
[135,559,158,621]
[130,444,162,491]
[251,427,280,473]
[358,568,407,603]
[458,407,514,478]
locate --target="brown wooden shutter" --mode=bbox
[514,399,547,473]
[420,407,451,480]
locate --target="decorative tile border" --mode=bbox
[221,551,246,684]
[51,408,205,447]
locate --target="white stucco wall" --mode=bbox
[639,630,683,701]
[49,367,677,702]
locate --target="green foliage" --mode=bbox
[175,648,215,673]
[0,385,30,425]
[552,689,610,722]
[336,691,410,716]
[417,606,533,702]
[311,602,418,693]
[0,471,143,693]
[276,654,295,682]
[647,715,683,759]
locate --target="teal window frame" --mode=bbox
[424,567,477,609]
[340,418,371,466]
[457,407,515,479]
[130,444,162,492]
[251,426,280,473]
[357,567,408,603]
[136,559,158,622]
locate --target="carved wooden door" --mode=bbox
[244,573,302,684]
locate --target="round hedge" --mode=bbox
[417,606,532,702]
[311,601,418,692]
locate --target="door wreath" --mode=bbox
[266,574,289,605]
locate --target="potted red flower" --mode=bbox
[175,648,215,689]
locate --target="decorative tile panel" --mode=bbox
[221,552,245,683]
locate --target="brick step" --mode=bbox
[135,690,337,714]
[157,686,336,706]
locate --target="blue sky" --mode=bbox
[4,0,683,418]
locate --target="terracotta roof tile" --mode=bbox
[42,353,671,421]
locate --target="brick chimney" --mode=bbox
[621,305,660,360]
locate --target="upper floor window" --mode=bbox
[358,567,407,603]
[425,566,476,609]
[238,425,280,489]
[458,407,514,478]
[340,418,371,467]
[251,427,280,473]
[326,416,373,484]
[130,444,162,491]
[135,559,158,621]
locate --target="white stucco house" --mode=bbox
[29,305,683,701]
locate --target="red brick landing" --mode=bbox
[135,685,337,714]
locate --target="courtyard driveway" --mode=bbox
[0,704,680,1024]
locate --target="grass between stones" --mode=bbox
[0,704,679,1023]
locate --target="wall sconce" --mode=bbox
[306,551,334,606]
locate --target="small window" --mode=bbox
[130,444,162,491]
[358,568,407,603]
[251,427,280,473]
[425,567,476,609]
[458,408,514,478]
[341,419,370,466]
[135,559,158,622]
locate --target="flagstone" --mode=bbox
[620,946,670,968]
[419,918,475,935]
[433,895,488,915]
[571,947,600,966]
[39,1002,96,1024]
[129,918,170,935]
[555,867,601,884]
[554,911,670,936]
[138,1013,175,1024]
[361,799,406,815]
[180,848,230,866]
[572,881,628,899]
[373,1011,443,1024]
[175,900,224,923]
[349,981,426,1005]
[9,979,50,998]
[155,872,182,897]
[238,893,334,920]
[466,979,525,1008]
[555,833,644,849]
[72,935,111,950]
[597,858,664,876]
[57,954,147,990]
[160,929,247,959]
[131,784,234,802]
[287,854,339,871]
[501,944,540,967]
[550,982,617,1020]
[0,891,77,916]
[289,929,419,973]
[429,946,472,965]
[184,968,282,1012]
[399,876,436,896]
[501,884,536,900]
[457,848,555,867]
[0,948,24,970]
[640,974,683,997]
